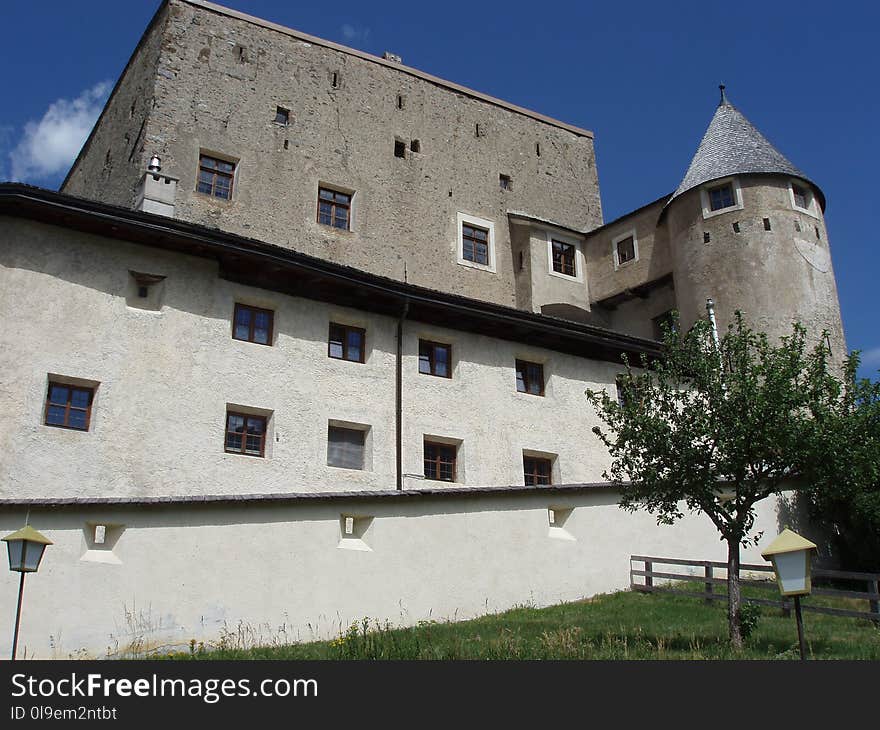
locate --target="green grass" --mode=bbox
[164,588,880,660]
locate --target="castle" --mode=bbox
[0,0,844,657]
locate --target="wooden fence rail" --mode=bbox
[630,555,880,622]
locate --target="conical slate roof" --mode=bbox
[667,89,823,209]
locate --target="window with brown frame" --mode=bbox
[523,456,552,486]
[424,440,456,482]
[515,360,544,396]
[232,303,273,346]
[45,382,94,431]
[196,154,235,200]
[461,223,490,265]
[224,411,267,457]
[419,340,451,378]
[616,236,635,265]
[328,323,365,363]
[551,240,576,277]
[317,187,352,230]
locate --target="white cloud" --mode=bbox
[859,347,880,368]
[9,81,111,183]
[340,23,371,44]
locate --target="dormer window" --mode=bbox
[789,180,818,217]
[708,182,735,211]
[700,177,743,219]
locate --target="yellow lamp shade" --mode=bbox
[760,529,817,597]
[2,525,53,573]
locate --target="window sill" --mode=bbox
[456,258,496,274]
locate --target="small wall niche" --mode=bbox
[126,270,166,311]
[338,514,373,551]
[80,522,125,564]
[547,506,575,541]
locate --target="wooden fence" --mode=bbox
[630,555,880,622]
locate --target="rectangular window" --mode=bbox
[616,236,635,265]
[328,323,365,363]
[461,223,490,266]
[317,187,351,230]
[274,106,290,125]
[197,154,235,200]
[418,340,451,378]
[224,411,266,457]
[424,440,456,482]
[327,426,366,470]
[708,182,735,211]
[499,174,512,191]
[551,240,576,277]
[523,456,552,486]
[515,360,545,396]
[45,382,94,431]
[792,183,809,209]
[232,303,273,346]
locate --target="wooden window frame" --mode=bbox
[317,187,352,230]
[418,340,452,378]
[232,303,274,346]
[551,239,577,277]
[616,236,635,265]
[423,440,457,482]
[224,411,267,458]
[461,223,490,266]
[707,182,735,211]
[196,154,235,200]
[515,359,545,396]
[523,456,552,486]
[328,322,366,363]
[44,382,94,431]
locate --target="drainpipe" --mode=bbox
[706,298,720,351]
[396,299,410,491]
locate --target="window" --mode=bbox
[197,154,235,200]
[394,139,406,158]
[652,310,677,340]
[410,139,421,153]
[523,456,552,486]
[789,181,818,217]
[462,223,489,266]
[274,106,290,125]
[499,174,512,191]
[792,183,809,210]
[515,360,545,396]
[317,187,351,230]
[612,230,639,269]
[551,240,576,277]
[45,382,94,431]
[328,323,365,363]
[327,426,366,470]
[424,440,456,482]
[224,411,266,457]
[419,340,451,378]
[708,182,735,211]
[233,303,273,345]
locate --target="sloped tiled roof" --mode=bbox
[667,91,824,209]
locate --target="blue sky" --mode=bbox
[3,0,878,378]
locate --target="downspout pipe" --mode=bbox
[396,299,410,491]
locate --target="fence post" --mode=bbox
[644,561,653,590]
[869,578,879,624]
[704,563,713,604]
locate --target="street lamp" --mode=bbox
[2,525,52,661]
[761,528,817,661]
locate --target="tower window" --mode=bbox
[708,182,735,211]
[732,221,740,233]
[791,183,811,210]
[763,218,772,231]
[274,106,290,125]
[394,139,406,158]
[396,94,405,109]
[499,174,512,191]
[703,231,711,243]
[410,139,421,153]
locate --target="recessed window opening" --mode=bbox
[703,231,711,243]
[499,174,512,191]
[419,340,451,378]
[317,187,352,229]
[283,139,289,150]
[424,440,456,482]
[732,221,740,233]
[523,456,552,486]
[274,106,290,125]
[331,71,339,88]
[410,139,420,153]
[475,122,484,137]
[792,183,810,210]
[197,154,235,200]
[536,142,541,157]
[516,360,545,396]
[328,323,365,363]
[616,235,635,265]
[815,226,821,240]
[327,426,366,470]
[45,382,94,431]
[394,139,406,158]
[462,223,490,266]
[396,94,405,109]
[551,240,576,277]
[794,220,802,232]
[763,217,772,231]
[708,182,735,211]
[233,303,273,346]
[224,411,266,457]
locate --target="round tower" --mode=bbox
[662,88,846,358]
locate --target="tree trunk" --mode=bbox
[727,537,743,650]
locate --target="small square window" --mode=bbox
[45,382,94,431]
[225,411,266,457]
[232,303,274,346]
[317,187,352,230]
[197,154,235,200]
[394,140,407,158]
[523,456,552,486]
[462,223,490,266]
[419,340,451,378]
[616,236,636,265]
[707,182,735,211]
[424,440,457,482]
[515,360,544,396]
[499,174,512,191]
[328,323,365,363]
[327,426,366,470]
[551,240,576,277]
[274,106,290,125]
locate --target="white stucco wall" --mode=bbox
[0,217,624,500]
[0,493,781,659]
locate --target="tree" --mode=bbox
[586,313,847,649]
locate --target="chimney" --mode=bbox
[135,155,178,217]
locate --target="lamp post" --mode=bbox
[761,529,817,661]
[2,525,52,661]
